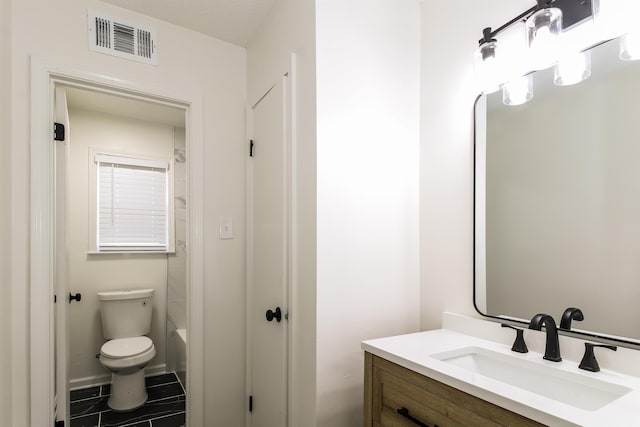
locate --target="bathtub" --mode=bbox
[175,328,187,389]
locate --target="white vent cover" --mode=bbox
[88,11,157,65]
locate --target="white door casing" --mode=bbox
[30,58,205,427]
[248,75,290,427]
[53,86,70,424]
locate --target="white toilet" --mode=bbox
[98,288,157,411]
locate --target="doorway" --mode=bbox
[30,60,205,427]
[56,85,187,425]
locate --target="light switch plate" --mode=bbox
[219,217,233,239]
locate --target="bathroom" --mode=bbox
[3,0,640,426]
[61,87,188,424]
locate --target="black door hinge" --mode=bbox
[54,122,65,141]
[249,140,254,157]
[54,294,57,303]
[249,395,253,412]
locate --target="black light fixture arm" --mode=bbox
[478,0,594,46]
[478,0,554,45]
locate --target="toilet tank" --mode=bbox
[97,289,154,339]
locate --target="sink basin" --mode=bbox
[431,346,631,411]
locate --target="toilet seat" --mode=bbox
[101,336,153,359]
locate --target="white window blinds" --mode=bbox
[96,154,169,251]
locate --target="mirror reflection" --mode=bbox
[475,37,640,345]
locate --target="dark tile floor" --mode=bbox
[69,372,186,427]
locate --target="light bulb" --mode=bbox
[526,7,563,70]
[554,51,591,86]
[532,26,551,49]
[503,75,533,106]
[474,41,502,94]
[620,32,640,61]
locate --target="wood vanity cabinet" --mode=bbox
[363,352,546,427]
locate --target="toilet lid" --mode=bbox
[101,336,153,359]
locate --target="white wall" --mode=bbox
[0,0,12,422]
[246,0,317,424]
[249,2,421,425]
[8,0,246,425]
[66,108,174,386]
[315,1,421,425]
[419,0,531,330]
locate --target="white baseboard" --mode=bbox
[69,363,167,390]
[145,363,168,378]
[69,374,110,390]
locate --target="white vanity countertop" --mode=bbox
[362,319,640,426]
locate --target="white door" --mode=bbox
[249,75,289,427]
[54,86,71,424]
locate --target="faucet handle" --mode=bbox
[560,307,584,330]
[579,343,617,372]
[501,324,529,353]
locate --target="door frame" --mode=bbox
[53,85,70,423]
[246,63,297,427]
[29,57,205,426]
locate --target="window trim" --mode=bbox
[88,148,175,254]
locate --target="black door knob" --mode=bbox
[265,307,282,323]
[69,292,82,303]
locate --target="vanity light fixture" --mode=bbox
[475,0,596,103]
[554,50,591,86]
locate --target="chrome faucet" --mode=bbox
[529,314,562,362]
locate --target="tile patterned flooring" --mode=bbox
[69,373,186,427]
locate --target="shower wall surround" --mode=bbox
[167,127,187,385]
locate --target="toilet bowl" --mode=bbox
[97,289,156,411]
[100,336,156,411]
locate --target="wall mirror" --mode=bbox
[474,36,640,347]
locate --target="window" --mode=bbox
[94,153,171,252]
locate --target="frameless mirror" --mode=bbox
[475,36,640,346]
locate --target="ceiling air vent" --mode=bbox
[88,11,157,65]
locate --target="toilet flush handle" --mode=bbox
[69,292,82,303]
